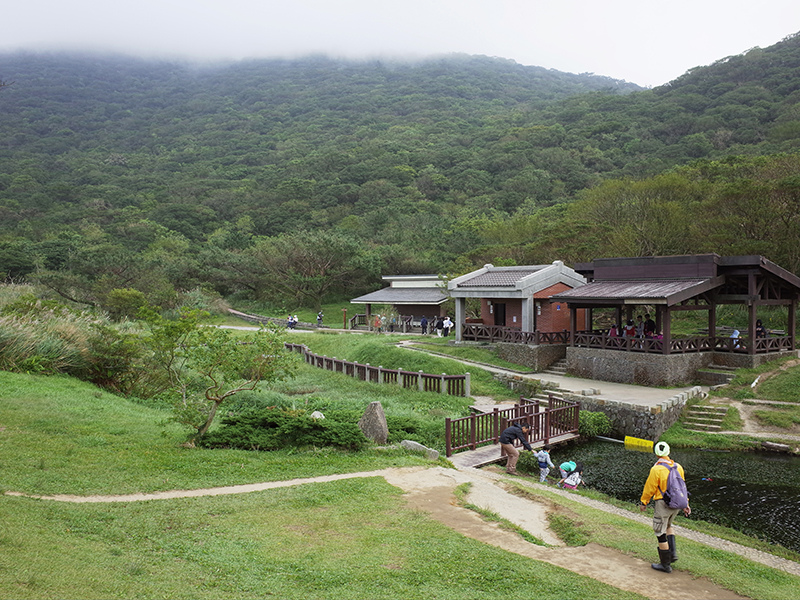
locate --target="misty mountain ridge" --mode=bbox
[1,33,800,286]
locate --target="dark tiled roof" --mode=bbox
[552,279,709,301]
[456,268,544,288]
[350,287,448,304]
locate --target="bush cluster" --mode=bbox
[0,295,151,394]
[199,409,369,451]
[578,410,613,438]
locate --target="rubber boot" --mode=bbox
[651,548,673,573]
[667,535,678,564]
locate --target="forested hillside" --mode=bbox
[1,32,800,313]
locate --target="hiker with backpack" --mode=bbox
[639,441,691,573]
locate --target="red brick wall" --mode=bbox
[480,298,522,328]
[535,283,586,332]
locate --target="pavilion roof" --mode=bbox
[551,277,724,306]
[350,287,448,305]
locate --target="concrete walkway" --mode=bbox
[396,339,704,409]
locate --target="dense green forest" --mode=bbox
[2,32,800,313]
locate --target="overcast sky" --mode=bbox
[3,0,798,87]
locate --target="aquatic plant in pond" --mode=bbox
[552,440,800,553]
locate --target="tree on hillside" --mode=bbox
[140,308,296,444]
[246,230,381,310]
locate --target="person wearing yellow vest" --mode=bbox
[639,441,691,573]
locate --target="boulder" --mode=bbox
[358,401,389,444]
[401,439,439,460]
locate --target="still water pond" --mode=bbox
[550,440,800,553]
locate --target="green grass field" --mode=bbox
[0,370,648,600]
[3,325,800,599]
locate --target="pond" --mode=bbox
[550,439,800,554]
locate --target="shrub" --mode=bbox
[199,408,368,451]
[103,288,149,321]
[578,410,613,438]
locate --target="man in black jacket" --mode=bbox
[499,422,533,475]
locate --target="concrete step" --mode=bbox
[543,359,568,376]
[684,416,725,425]
[688,407,728,416]
[684,423,722,431]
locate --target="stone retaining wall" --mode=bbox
[562,387,702,440]
[568,347,799,386]
[495,342,566,372]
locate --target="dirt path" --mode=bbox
[706,358,800,446]
[8,465,777,599]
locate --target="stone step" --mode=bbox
[684,416,725,425]
[687,406,726,414]
[684,420,723,430]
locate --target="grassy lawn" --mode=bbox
[283,330,519,399]
[0,371,436,496]
[1,478,644,600]
[403,339,535,372]
[709,356,800,402]
[0,371,648,600]
[753,406,800,429]
[3,369,800,599]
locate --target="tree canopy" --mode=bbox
[3,34,800,307]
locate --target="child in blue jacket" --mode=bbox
[534,444,555,482]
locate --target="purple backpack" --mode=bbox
[658,460,689,509]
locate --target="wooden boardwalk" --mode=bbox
[448,432,579,469]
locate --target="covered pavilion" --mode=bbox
[550,254,800,386]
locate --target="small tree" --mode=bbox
[185,325,295,441]
[140,308,296,443]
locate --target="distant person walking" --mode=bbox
[435,317,444,337]
[639,441,691,573]
[317,311,324,327]
[442,316,452,337]
[420,316,428,335]
[499,421,533,475]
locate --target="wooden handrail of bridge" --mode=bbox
[444,395,579,457]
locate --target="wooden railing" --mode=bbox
[573,333,794,355]
[284,342,470,397]
[461,324,570,345]
[444,395,580,457]
[349,314,416,332]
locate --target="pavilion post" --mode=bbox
[709,302,717,347]
[662,306,671,354]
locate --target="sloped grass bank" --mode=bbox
[0,371,433,496]
[284,331,518,399]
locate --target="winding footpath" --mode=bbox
[7,463,800,583]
